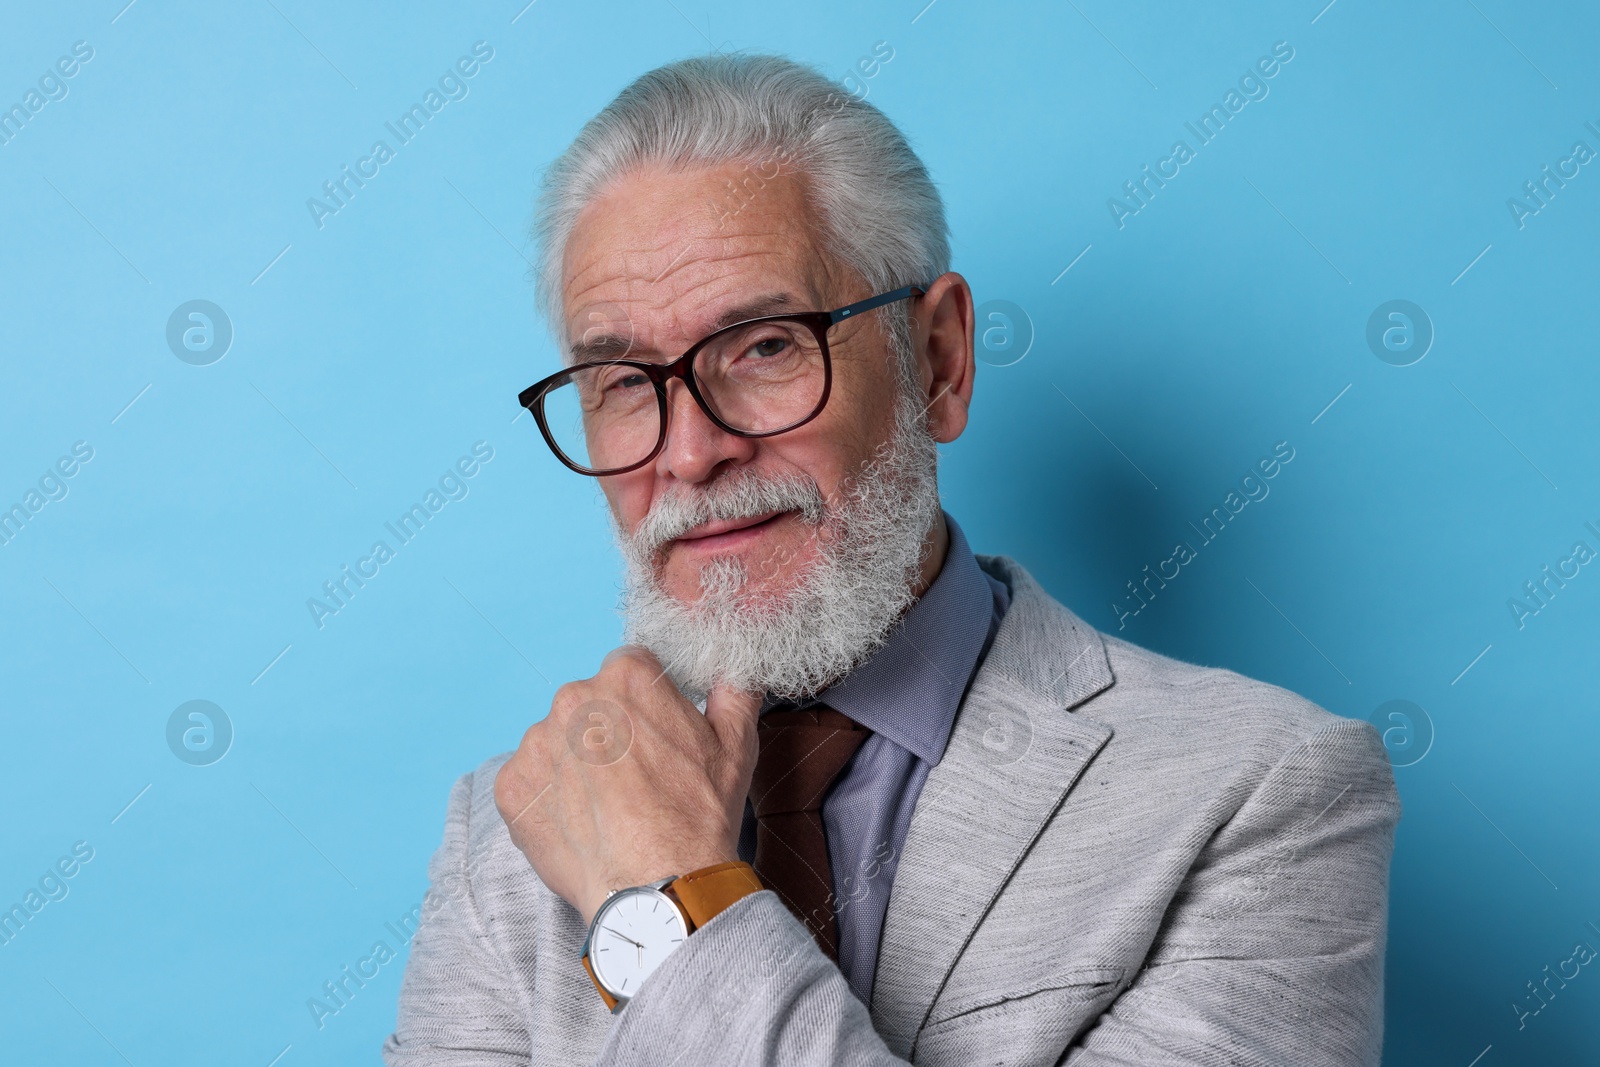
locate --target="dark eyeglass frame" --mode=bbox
[518,284,927,477]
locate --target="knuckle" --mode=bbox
[550,681,588,718]
[605,644,660,678]
[517,719,549,753]
[492,761,519,811]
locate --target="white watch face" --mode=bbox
[589,887,688,998]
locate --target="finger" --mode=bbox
[599,643,676,687]
[601,643,659,671]
[494,757,555,830]
[503,780,556,831]
[704,683,763,763]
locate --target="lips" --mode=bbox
[673,510,787,545]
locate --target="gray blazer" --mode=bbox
[384,556,1400,1066]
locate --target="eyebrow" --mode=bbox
[567,292,804,364]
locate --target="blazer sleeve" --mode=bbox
[594,889,912,1066]
[382,771,533,1067]
[1063,716,1401,1067]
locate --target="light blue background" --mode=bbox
[2,1,1596,1063]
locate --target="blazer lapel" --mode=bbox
[869,556,1115,1059]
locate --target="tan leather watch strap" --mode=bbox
[666,860,764,931]
[581,953,620,1012]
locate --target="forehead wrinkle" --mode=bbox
[571,249,821,351]
[645,247,806,318]
[561,164,840,355]
[564,236,686,304]
[575,222,806,297]
[565,176,816,293]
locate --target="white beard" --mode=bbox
[615,378,942,702]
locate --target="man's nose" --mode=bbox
[654,378,756,483]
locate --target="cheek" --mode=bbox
[798,379,898,492]
[755,432,855,508]
[834,339,903,428]
[603,475,653,533]
[759,360,868,479]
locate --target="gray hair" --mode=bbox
[531,52,950,366]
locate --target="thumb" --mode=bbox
[705,683,763,769]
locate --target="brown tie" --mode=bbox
[747,705,870,961]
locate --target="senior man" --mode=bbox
[385,53,1399,1066]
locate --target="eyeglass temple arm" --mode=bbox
[828,284,928,325]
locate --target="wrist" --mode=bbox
[666,859,764,929]
[579,850,742,925]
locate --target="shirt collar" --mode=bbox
[764,511,995,767]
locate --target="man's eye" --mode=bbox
[748,338,788,358]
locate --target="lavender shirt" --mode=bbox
[736,513,1010,1006]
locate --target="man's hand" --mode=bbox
[494,645,763,925]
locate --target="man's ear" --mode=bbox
[913,272,976,444]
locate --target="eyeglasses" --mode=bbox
[518,285,926,476]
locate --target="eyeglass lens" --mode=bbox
[539,317,826,472]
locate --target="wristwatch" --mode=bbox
[580,860,763,1012]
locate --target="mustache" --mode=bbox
[628,467,827,561]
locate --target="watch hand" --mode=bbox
[607,928,646,950]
